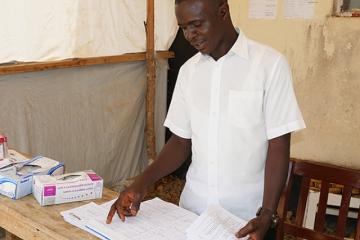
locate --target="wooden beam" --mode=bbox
[157,51,174,59]
[145,0,157,161]
[0,51,174,76]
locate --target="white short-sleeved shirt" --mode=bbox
[164,29,305,220]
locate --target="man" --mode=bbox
[107,0,305,239]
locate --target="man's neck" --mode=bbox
[210,27,238,61]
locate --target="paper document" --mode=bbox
[62,197,198,240]
[186,205,248,240]
[249,0,277,19]
[87,197,198,240]
[60,202,111,240]
[61,198,248,240]
[284,0,317,19]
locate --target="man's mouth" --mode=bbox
[192,41,205,50]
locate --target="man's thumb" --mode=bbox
[130,193,142,215]
[236,221,254,238]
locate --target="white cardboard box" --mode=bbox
[33,170,103,206]
[0,154,64,199]
[0,149,30,170]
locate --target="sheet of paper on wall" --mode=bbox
[85,197,198,240]
[284,0,318,19]
[186,205,248,240]
[249,0,278,19]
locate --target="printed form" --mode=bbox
[187,205,248,240]
[86,198,198,240]
[61,198,248,240]
[249,0,278,19]
[284,0,317,19]
[61,202,113,240]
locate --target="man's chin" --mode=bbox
[198,47,210,55]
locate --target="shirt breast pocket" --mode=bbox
[228,90,263,127]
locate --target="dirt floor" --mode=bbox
[145,175,185,204]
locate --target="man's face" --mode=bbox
[175,0,222,55]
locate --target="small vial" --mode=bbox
[0,135,8,160]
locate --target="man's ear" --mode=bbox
[218,1,229,20]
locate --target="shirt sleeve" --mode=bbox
[264,55,306,140]
[164,66,192,139]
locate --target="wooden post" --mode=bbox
[145,0,157,161]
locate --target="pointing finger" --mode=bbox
[106,204,117,224]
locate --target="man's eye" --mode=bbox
[193,21,202,27]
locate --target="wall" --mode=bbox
[229,1,360,169]
[0,60,168,187]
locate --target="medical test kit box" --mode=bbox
[0,151,64,199]
[33,170,103,206]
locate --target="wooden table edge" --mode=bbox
[0,188,118,240]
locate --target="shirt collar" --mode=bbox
[197,27,249,63]
[230,27,249,60]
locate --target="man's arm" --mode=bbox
[107,134,191,223]
[136,134,191,188]
[236,133,291,239]
[262,133,291,217]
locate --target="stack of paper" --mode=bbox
[61,198,248,240]
[186,205,247,240]
[61,202,110,240]
[61,198,198,240]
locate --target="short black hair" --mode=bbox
[175,0,228,17]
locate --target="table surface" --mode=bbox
[0,187,118,240]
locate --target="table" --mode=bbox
[0,188,119,240]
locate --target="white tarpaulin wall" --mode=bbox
[0,0,178,63]
[0,59,168,186]
[0,0,177,186]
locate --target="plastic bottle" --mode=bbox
[0,135,8,160]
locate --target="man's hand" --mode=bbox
[235,213,272,240]
[106,185,146,224]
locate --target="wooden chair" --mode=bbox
[276,159,360,240]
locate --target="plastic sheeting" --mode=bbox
[0,0,178,63]
[0,60,168,186]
